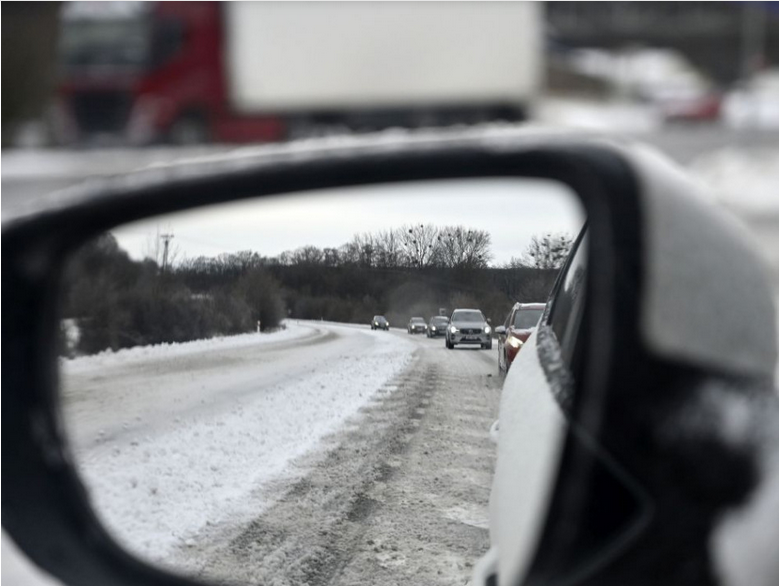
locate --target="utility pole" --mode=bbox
[160,233,174,272]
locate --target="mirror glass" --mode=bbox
[58,178,584,584]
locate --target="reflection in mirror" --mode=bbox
[58,179,584,584]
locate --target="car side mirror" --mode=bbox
[3,130,776,586]
[494,325,506,335]
[481,143,777,585]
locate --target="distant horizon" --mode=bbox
[113,178,586,268]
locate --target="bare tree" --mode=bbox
[511,233,574,270]
[398,223,440,268]
[338,233,376,267]
[322,247,341,267]
[436,225,492,269]
[291,245,324,266]
[276,250,294,266]
[375,228,402,268]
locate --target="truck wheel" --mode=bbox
[170,114,210,145]
[446,339,453,349]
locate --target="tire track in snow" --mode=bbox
[173,335,503,585]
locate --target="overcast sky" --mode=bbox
[113,178,585,267]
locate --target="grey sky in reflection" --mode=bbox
[113,179,585,266]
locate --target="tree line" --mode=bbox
[61,225,572,356]
[250,223,494,271]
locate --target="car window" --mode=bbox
[548,229,588,368]
[452,310,485,322]
[513,308,544,330]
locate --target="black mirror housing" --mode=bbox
[2,129,776,585]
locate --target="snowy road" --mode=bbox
[60,321,503,585]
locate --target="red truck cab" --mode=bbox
[57,1,284,145]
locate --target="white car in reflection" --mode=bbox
[446,309,492,350]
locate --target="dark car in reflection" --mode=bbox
[371,315,390,330]
[496,302,545,374]
[426,316,449,338]
[408,317,427,334]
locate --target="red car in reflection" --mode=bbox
[496,302,545,374]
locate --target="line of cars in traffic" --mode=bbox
[373,302,545,369]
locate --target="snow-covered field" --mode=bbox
[60,321,417,563]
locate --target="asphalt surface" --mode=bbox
[62,323,502,585]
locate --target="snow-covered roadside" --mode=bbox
[63,320,312,374]
[61,323,416,564]
[295,318,407,332]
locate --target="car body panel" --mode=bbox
[628,146,776,378]
[479,327,568,584]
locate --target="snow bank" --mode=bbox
[65,323,416,563]
[63,321,310,374]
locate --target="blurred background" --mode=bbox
[3,2,778,143]
[2,0,779,272]
[2,2,780,582]
[1,3,778,582]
